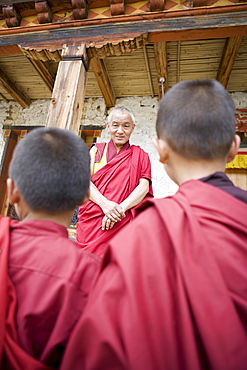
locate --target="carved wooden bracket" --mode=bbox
[62,44,89,71]
[149,0,165,12]
[71,0,88,20]
[109,0,125,16]
[35,1,53,24]
[2,6,21,28]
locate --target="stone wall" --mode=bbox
[1,92,247,198]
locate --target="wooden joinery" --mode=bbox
[110,0,125,16]
[154,42,168,99]
[46,44,88,134]
[90,47,115,108]
[72,0,88,20]
[216,36,242,88]
[2,5,21,28]
[0,65,31,108]
[35,1,53,24]
[149,0,165,12]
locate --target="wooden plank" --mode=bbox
[0,64,31,107]
[154,42,168,99]
[216,36,242,88]
[0,10,247,47]
[90,47,115,108]
[225,169,247,190]
[46,44,87,134]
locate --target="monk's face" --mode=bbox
[108,112,135,149]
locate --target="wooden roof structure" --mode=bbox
[0,0,246,112]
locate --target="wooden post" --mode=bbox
[46,44,88,134]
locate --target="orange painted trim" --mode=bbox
[149,24,247,42]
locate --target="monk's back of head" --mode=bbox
[156,79,235,160]
[9,127,90,213]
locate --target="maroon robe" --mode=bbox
[0,217,99,369]
[76,142,152,257]
[61,180,247,370]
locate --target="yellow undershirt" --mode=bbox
[90,144,108,175]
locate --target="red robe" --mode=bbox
[61,180,247,370]
[76,142,153,257]
[0,217,99,369]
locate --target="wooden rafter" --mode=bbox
[216,36,242,88]
[0,65,31,108]
[90,48,115,108]
[154,42,168,99]
[143,45,154,98]
[26,57,55,92]
[176,40,181,83]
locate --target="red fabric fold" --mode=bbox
[0,216,52,370]
[61,180,247,370]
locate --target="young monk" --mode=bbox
[60,79,247,370]
[0,127,99,369]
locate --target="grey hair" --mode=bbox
[107,107,135,125]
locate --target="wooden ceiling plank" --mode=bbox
[154,42,168,99]
[216,36,242,88]
[90,48,115,108]
[0,65,31,107]
[143,45,154,98]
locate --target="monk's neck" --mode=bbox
[168,152,226,186]
[21,210,73,228]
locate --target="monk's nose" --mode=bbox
[117,126,124,133]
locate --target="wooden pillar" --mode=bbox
[0,131,18,216]
[46,44,88,134]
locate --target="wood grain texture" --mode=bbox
[216,36,242,87]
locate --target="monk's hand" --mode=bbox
[102,216,116,231]
[101,200,125,222]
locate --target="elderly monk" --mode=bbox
[61,80,247,370]
[76,106,153,257]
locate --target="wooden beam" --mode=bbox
[46,44,87,134]
[154,42,168,99]
[176,40,181,83]
[0,65,31,108]
[0,9,247,47]
[216,36,242,88]
[149,25,247,43]
[143,45,154,98]
[90,48,115,108]
[26,57,55,92]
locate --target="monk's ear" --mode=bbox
[226,134,240,163]
[152,138,170,164]
[7,178,21,205]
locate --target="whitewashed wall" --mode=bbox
[1,92,247,198]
